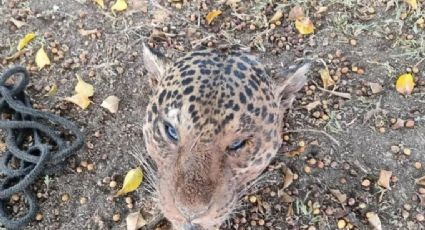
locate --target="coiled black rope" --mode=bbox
[0,66,84,229]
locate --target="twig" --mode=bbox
[317,86,352,99]
[283,129,340,146]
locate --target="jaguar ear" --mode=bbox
[274,62,310,111]
[142,43,170,87]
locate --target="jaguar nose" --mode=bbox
[184,223,201,230]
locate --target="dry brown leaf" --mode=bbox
[288,5,304,20]
[283,167,294,189]
[319,68,334,89]
[206,10,222,25]
[5,50,26,61]
[10,18,27,28]
[330,189,347,204]
[366,212,382,230]
[281,191,295,203]
[286,146,305,157]
[377,170,392,189]
[305,101,321,112]
[101,96,120,113]
[415,175,425,186]
[79,28,99,36]
[126,212,147,230]
[369,82,383,94]
[270,10,283,23]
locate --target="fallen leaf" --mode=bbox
[377,170,392,189]
[366,212,382,230]
[396,73,415,95]
[45,84,58,97]
[305,101,321,112]
[281,191,295,203]
[295,17,314,35]
[79,28,99,36]
[283,167,294,189]
[94,0,105,8]
[405,0,418,9]
[369,82,383,94]
[126,212,147,230]
[5,50,26,61]
[101,96,120,113]
[270,10,283,23]
[330,189,347,204]
[288,5,304,20]
[116,167,144,196]
[10,18,27,28]
[319,68,334,89]
[75,75,94,97]
[206,10,222,25]
[35,46,51,70]
[65,94,91,109]
[17,32,36,50]
[111,0,128,12]
[415,175,425,186]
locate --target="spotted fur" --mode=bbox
[141,44,309,229]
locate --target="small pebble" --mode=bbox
[361,179,371,187]
[390,145,400,153]
[416,213,424,222]
[308,226,316,230]
[112,213,121,222]
[348,198,356,206]
[35,213,43,221]
[304,165,312,174]
[258,219,265,226]
[76,167,83,173]
[341,67,349,74]
[414,162,422,169]
[11,194,20,202]
[402,210,410,219]
[325,207,333,215]
[109,181,117,188]
[419,187,425,194]
[125,197,133,204]
[350,39,357,46]
[404,204,412,211]
[87,163,95,171]
[249,195,257,203]
[80,161,88,168]
[80,197,87,204]
[61,193,70,202]
[412,66,419,73]
[403,148,412,156]
[337,219,347,229]
[308,158,317,166]
[405,119,415,128]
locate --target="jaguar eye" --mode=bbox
[228,139,246,151]
[164,123,178,141]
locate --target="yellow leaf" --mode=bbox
[45,84,58,97]
[65,94,92,109]
[75,75,94,97]
[17,32,36,50]
[111,0,128,12]
[396,73,415,95]
[35,46,51,70]
[94,0,105,8]
[295,17,314,35]
[116,167,144,196]
[206,10,222,25]
[405,0,418,9]
[269,10,283,23]
[377,170,392,189]
[319,68,334,89]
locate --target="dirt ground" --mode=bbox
[0,0,425,229]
